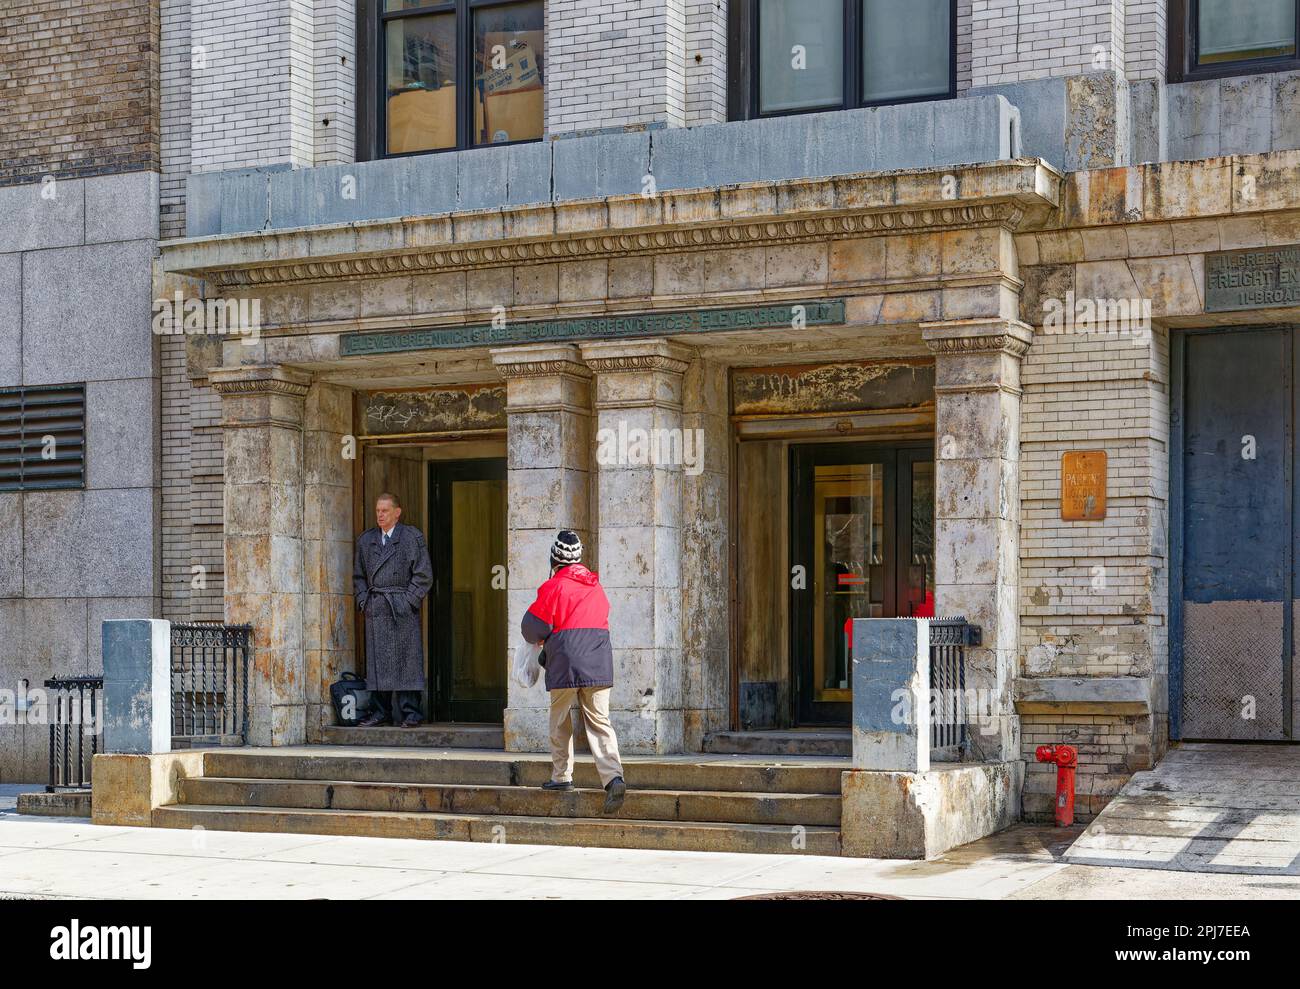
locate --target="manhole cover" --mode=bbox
[733,891,903,900]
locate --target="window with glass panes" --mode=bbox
[731,0,955,119]
[1170,0,1299,81]
[378,0,543,156]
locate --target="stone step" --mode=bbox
[320,724,504,749]
[703,730,852,757]
[153,803,842,856]
[179,777,842,827]
[202,747,846,795]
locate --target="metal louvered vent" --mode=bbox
[0,384,86,491]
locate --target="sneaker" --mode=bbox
[602,776,626,814]
[541,779,575,792]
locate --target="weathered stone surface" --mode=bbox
[91,750,205,828]
[16,790,92,817]
[101,619,171,754]
[0,253,21,387]
[85,377,158,491]
[85,171,159,244]
[86,597,156,671]
[0,178,85,253]
[1015,675,1153,713]
[851,619,930,772]
[22,240,156,386]
[22,489,159,599]
[840,762,1022,858]
[0,493,21,597]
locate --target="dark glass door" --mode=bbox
[428,457,507,723]
[789,443,934,725]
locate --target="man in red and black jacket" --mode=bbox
[521,530,627,813]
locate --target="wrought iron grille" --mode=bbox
[170,623,252,745]
[928,617,980,757]
[45,676,103,791]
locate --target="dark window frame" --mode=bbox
[1168,0,1300,83]
[355,0,544,162]
[727,0,957,122]
[0,383,86,492]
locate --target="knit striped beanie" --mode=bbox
[549,530,583,569]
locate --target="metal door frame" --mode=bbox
[427,455,508,723]
[788,441,933,726]
[1170,324,1295,740]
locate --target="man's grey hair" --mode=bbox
[376,492,402,509]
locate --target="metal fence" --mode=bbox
[45,676,103,791]
[170,623,252,747]
[929,617,980,758]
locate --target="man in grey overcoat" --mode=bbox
[353,492,434,727]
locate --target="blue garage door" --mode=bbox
[1173,327,1294,740]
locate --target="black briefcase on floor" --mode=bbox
[330,672,373,726]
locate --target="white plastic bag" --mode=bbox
[512,639,543,688]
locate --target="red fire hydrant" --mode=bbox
[1035,744,1078,827]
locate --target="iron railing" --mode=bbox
[170,623,252,746]
[45,676,103,791]
[928,617,980,758]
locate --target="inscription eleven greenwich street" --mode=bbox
[339,300,848,356]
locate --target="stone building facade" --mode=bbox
[0,1,163,782]
[5,0,1300,837]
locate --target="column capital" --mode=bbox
[210,365,312,430]
[490,342,591,380]
[920,319,1034,359]
[579,338,695,376]
[209,364,312,398]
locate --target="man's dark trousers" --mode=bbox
[370,690,423,724]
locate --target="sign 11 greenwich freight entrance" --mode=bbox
[340,300,847,356]
[1205,245,1300,312]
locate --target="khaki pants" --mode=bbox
[548,686,624,787]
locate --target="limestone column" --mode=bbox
[921,318,1033,764]
[680,356,730,749]
[491,344,594,752]
[209,364,311,747]
[580,339,694,755]
[302,381,355,743]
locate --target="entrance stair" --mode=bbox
[319,723,504,749]
[703,729,851,757]
[153,745,848,855]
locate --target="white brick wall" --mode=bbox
[972,0,1128,86]
[957,0,973,92]
[1125,0,1167,81]
[1018,319,1169,681]
[313,0,357,165]
[547,0,689,134]
[188,0,316,172]
[161,0,191,239]
[684,0,727,126]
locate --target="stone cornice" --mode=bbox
[490,343,593,381]
[921,319,1035,359]
[159,161,1061,290]
[580,338,695,377]
[492,359,592,380]
[583,354,693,375]
[210,365,312,398]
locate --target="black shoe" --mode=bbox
[541,780,575,792]
[401,714,422,727]
[358,713,389,728]
[602,776,626,814]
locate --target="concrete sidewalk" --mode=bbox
[2,785,1295,899]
